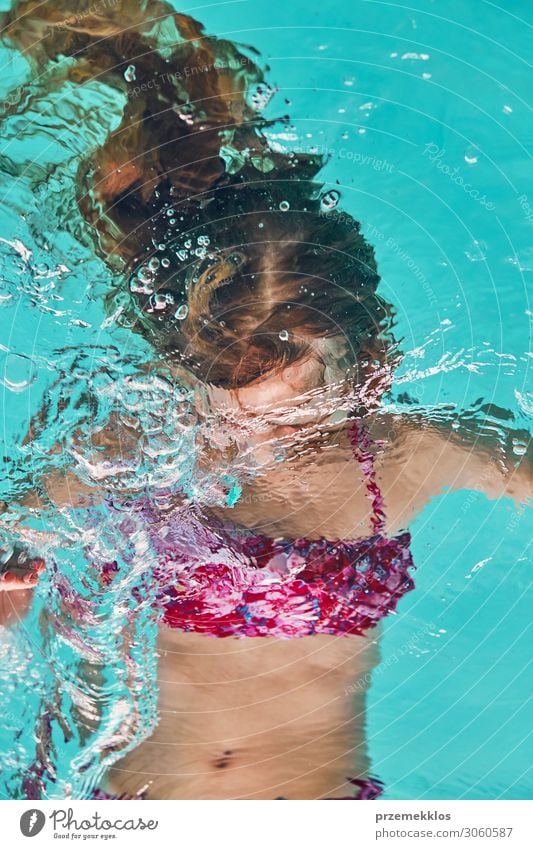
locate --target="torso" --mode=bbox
[105,413,434,799]
[107,626,381,800]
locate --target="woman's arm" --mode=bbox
[0,541,45,592]
[0,534,46,624]
[1,453,107,606]
[404,415,532,506]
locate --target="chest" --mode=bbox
[210,440,435,540]
[211,443,379,540]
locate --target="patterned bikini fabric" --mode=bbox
[153,421,416,638]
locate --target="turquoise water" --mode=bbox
[0,0,531,799]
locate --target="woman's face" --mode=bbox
[198,337,353,448]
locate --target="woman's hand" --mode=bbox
[0,547,44,627]
[0,545,45,592]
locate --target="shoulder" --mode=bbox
[376,414,531,504]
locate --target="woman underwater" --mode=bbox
[0,0,530,800]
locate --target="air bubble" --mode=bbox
[175,106,195,126]
[464,145,478,165]
[279,201,290,211]
[130,278,153,295]
[153,293,173,310]
[464,240,487,263]
[161,258,170,268]
[148,258,160,272]
[197,235,210,247]
[279,329,289,341]
[251,83,276,111]
[320,190,341,211]
[0,351,36,393]
[137,266,153,284]
[175,304,189,320]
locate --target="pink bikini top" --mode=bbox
[144,420,415,638]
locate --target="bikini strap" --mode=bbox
[348,420,386,535]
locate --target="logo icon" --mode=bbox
[20,809,46,838]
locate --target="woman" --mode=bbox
[0,0,530,800]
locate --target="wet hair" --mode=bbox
[121,179,394,389]
[1,0,310,259]
[3,0,397,390]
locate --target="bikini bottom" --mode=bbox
[91,775,384,801]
